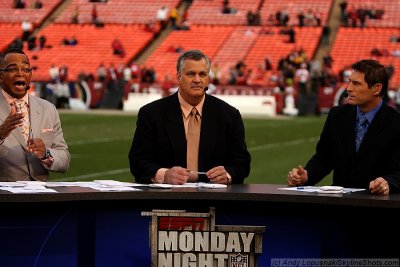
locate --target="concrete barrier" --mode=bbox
[123,92,276,117]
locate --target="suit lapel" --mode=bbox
[28,95,43,140]
[344,106,357,158]
[0,93,9,123]
[165,94,187,164]
[0,92,26,147]
[358,103,388,154]
[198,95,219,168]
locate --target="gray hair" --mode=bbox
[176,49,211,75]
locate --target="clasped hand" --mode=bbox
[164,166,229,185]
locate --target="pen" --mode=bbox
[189,171,207,175]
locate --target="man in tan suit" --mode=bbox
[0,48,70,181]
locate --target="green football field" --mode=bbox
[50,111,332,186]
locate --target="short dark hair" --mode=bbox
[1,48,28,67]
[351,59,389,97]
[176,49,211,74]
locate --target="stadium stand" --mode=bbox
[0,0,61,25]
[24,23,155,81]
[0,23,23,51]
[0,0,399,113]
[55,0,180,24]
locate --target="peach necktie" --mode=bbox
[187,107,201,172]
[14,99,30,144]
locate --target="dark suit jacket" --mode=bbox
[305,103,400,192]
[129,92,251,184]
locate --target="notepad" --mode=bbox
[197,183,227,189]
[317,186,343,194]
[149,184,173,189]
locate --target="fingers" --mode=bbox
[369,178,389,195]
[27,138,46,158]
[165,167,190,185]
[207,166,229,184]
[287,166,307,186]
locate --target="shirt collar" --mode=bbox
[356,100,382,124]
[178,90,205,119]
[1,89,29,107]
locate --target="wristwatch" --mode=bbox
[41,148,52,160]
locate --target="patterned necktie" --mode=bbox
[355,113,368,151]
[14,99,30,144]
[187,107,201,172]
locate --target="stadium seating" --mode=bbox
[331,27,400,88]
[55,0,180,24]
[0,23,23,51]
[0,0,61,24]
[25,23,154,81]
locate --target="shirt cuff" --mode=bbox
[151,168,168,183]
[41,157,54,167]
[227,172,232,184]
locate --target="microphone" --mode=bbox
[25,85,30,91]
[343,91,348,97]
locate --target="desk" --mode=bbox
[1,184,399,267]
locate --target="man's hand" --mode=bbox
[287,165,308,186]
[0,106,24,140]
[164,167,190,185]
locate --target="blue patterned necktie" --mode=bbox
[355,113,368,151]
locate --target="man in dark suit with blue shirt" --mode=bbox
[288,59,400,195]
[129,50,251,185]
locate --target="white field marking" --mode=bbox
[58,137,318,181]
[68,136,131,145]
[248,137,318,152]
[52,168,131,182]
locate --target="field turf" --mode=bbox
[50,111,332,186]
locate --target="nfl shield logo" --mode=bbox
[230,253,248,267]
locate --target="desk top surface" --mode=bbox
[1,184,399,208]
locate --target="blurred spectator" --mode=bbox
[161,74,174,97]
[91,4,104,27]
[38,35,46,49]
[210,63,222,85]
[156,6,168,30]
[321,25,330,45]
[62,36,78,46]
[222,0,237,14]
[169,7,178,28]
[14,0,26,9]
[264,56,273,70]
[280,27,295,43]
[71,6,79,24]
[174,20,191,31]
[34,0,43,9]
[92,4,98,24]
[145,20,157,33]
[27,36,37,50]
[9,38,23,50]
[112,38,125,58]
[21,19,33,41]
[59,65,69,83]
[97,63,107,82]
[49,64,60,83]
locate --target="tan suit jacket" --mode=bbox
[0,92,70,181]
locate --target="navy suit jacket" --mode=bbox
[305,102,400,191]
[129,92,251,184]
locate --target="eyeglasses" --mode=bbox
[0,67,32,74]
